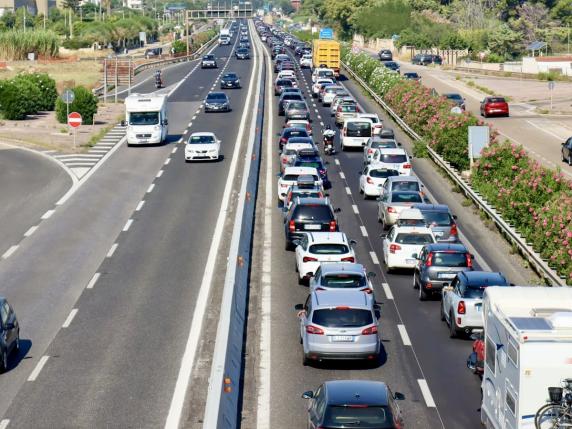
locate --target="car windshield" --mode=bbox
[392,181,420,192]
[379,154,407,163]
[395,233,434,245]
[346,122,371,137]
[277,80,293,87]
[391,192,422,203]
[238,49,248,53]
[293,205,331,220]
[129,112,159,126]
[322,273,366,288]
[318,70,334,78]
[372,140,397,149]
[370,169,399,179]
[312,309,373,327]
[224,73,238,79]
[309,244,349,254]
[285,130,309,138]
[323,406,393,428]
[188,135,215,144]
[288,102,307,110]
[203,55,214,60]
[207,94,227,101]
[432,252,468,267]
[423,211,452,226]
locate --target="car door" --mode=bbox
[564,138,572,160]
[300,295,312,351]
[442,277,458,319]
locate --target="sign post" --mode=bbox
[548,81,555,110]
[68,112,82,149]
[468,126,490,170]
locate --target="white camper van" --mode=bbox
[124,94,168,146]
[481,286,572,429]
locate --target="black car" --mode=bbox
[403,72,421,81]
[0,297,19,373]
[220,72,241,89]
[562,136,572,165]
[278,127,310,150]
[278,92,304,115]
[378,49,393,61]
[235,48,250,59]
[294,155,330,188]
[383,61,400,73]
[444,93,466,110]
[284,197,340,250]
[303,380,405,429]
[201,54,217,69]
[145,47,162,59]
[412,53,443,66]
[204,92,231,112]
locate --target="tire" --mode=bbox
[413,272,419,289]
[302,350,310,366]
[341,142,346,151]
[419,283,428,301]
[285,240,293,251]
[535,404,568,429]
[0,349,7,374]
[440,302,445,321]
[449,312,459,338]
[568,155,572,167]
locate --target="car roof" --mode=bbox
[283,142,313,150]
[324,380,389,406]
[424,242,468,252]
[282,127,308,133]
[294,197,329,207]
[375,148,407,155]
[305,231,347,244]
[392,225,433,234]
[319,262,365,275]
[312,290,372,309]
[411,203,451,212]
[458,271,508,286]
[398,208,424,220]
[386,175,420,184]
[190,132,215,137]
[284,166,319,175]
[207,92,227,97]
[343,117,372,124]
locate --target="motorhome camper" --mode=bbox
[124,94,168,146]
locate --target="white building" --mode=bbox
[124,0,143,9]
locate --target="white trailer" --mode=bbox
[481,286,572,429]
[124,94,168,146]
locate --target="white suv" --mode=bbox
[278,166,322,202]
[370,148,412,176]
[382,225,435,272]
[300,54,312,68]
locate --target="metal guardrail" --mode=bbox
[342,60,566,287]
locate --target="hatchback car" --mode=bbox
[278,93,304,115]
[312,67,336,83]
[378,49,393,61]
[335,103,360,126]
[562,137,572,165]
[358,113,384,135]
[377,191,425,229]
[444,93,466,111]
[295,290,380,364]
[413,243,474,300]
[204,92,230,112]
[300,54,313,68]
[312,78,334,97]
[184,132,221,162]
[363,137,400,164]
[370,148,412,176]
[382,225,436,272]
[278,167,322,203]
[285,101,310,121]
[310,262,375,294]
[411,203,458,243]
[201,54,217,68]
[280,140,316,172]
[330,95,355,116]
[302,380,405,429]
[235,47,250,59]
[480,96,509,117]
[284,197,339,250]
[379,176,424,198]
[283,184,326,214]
[341,118,373,150]
[293,153,330,188]
[0,297,19,373]
[220,72,241,89]
[285,119,312,135]
[403,72,421,82]
[321,85,344,106]
[383,61,400,73]
[359,166,399,199]
[278,127,310,150]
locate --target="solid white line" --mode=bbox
[1,245,18,260]
[334,159,340,165]
[339,171,345,179]
[0,419,9,429]
[135,200,145,212]
[172,147,178,154]
[525,119,564,141]
[345,186,351,195]
[397,324,412,346]
[370,251,380,265]
[62,309,78,328]
[24,225,39,237]
[352,204,359,214]
[28,356,49,381]
[164,158,171,165]
[41,209,55,220]
[123,219,133,232]
[86,272,100,289]
[147,183,155,193]
[165,23,259,429]
[418,379,437,407]
[382,282,394,300]
[360,226,368,237]
[156,170,164,178]
[106,243,118,258]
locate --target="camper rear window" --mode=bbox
[129,112,159,126]
[485,336,496,375]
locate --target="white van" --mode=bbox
[124,94,168,146]
[341,118,373,150]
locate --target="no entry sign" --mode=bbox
[68,112,82,128]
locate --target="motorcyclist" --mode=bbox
[323,125,336,154]
[154,70,162,88]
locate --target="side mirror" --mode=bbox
[367,272,376,278]
[412,253,418,259]
[334,208,342,213]
[443,286,454,293]
[163,119,168,126]
[470,254,475,259]
[324,193,330,197]
[302,391,314,399]
[394,392,405,401]
[5,322,15,330]
[397,142,402,146]
[349,239,357,246]
[121,120,127,127]
[294,304,304,311]
[452,215,458,220]
[509,283,516,287]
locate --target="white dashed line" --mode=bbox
[314,109,319,113]
[352,204,359,214]
[345,187,351,195]
[370,251,380,265]
[62,309,78,328]
[319,121,324,127]
[28,356,49,381]
[156,170,164,178]
[317,115,322,120]
[0,419,10,429]
[86,272,100,289]
[41,209,55,220]
[334,159,340,165]
[382,282,394,300]
[178,138,183,143]
[106,243,118,258]
[418,379,437,408]
[136,200,145,211]
[339,171,345,179]
[172,147,178,154]
[360,226,368,237]
[2,245,18,260]
[192,115,197,121]
[147,183,155,193]
[164,158,171,165]
[123,219,134,232]
[24,225,38,237]
[397,324,412,346]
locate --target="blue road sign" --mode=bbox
[319,28,333,39]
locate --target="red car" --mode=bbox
[480,96,509,118]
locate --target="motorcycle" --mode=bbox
[154,76,163,89]
[323,132,336,155]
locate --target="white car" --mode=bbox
[370,148,412,176]
[382,225,436,271]
[285,119,312,135]
[185,132,220,162]
[321,85,344,106]
[358,113,383,135]
[294,232,356,284]
[277,70,296,80]
[278,166,322,202]
[363,136,400,165]
[312,78,333,97]
[300,54,312,68]
[341,118,373,150]
[280,141,316,172]
[312,67,335,83]
[359,165,399,199]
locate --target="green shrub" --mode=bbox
[172,39,186,54]
[0,80,27,119]
[62,38,92,50]
[55,86,98,125]
[0,29,59,60]
[13,77,42,114]
[12,73,57,111]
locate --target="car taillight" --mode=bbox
[466,252,473,268]
[387,207,396,213]
[303,256,318,262]
[403,163,412,169]
[306,325,324,335]
[368,149,374,154]
[367,177,374,184]
[450,223,458,236]
[389,244,401,253]
[319,169,326,175]
[289,220,295,232]
[362,325,378,335]
[425,252,433,267]
[341,256,355,262]
[280,137,287,143]
[337,106,342,112]
[329,221,337,232]
[458,301,466,315]
[356,106,360,112]
[374,124,383,129]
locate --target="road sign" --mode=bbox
[319,28,333,39]
[351,45,359,54]
[61,89,75,105]
[68,112,82,128]
[548,81,555,90]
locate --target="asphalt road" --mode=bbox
[0,25,261,428]
[0,145,72,258]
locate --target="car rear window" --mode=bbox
[489,97,506,103]
[346,122,371,137]
[291,191,321,199]
[309,243,349,254]
[318,70,334,79]
[313,308,373,327]
[323,406,393,428]
[341,105,357,112]
[431,252,468,267]
[277,79,293,87]
[285,130,309,138]
[379,154,407,163]
[296,161,322,169]
[293,205,332,220]
[392,181,420,192]
[422,211,452,226]
[371,140,398,149]
[370,169,399,179]
[395,233,434,245]
[322,273,366,288]
[391,192,422,203]
[288,102,307,110]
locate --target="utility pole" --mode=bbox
[185,9,189,58]
[568,24,570,55]
[23,7,26,32]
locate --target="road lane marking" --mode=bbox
[28,356,49,381]
[319,121,324,127]
[370,251,380,265]
[345,186,351,195]
[156,170,164,178]
[41,209,55,220]
[86,272,100,289]
[171,147,178,154]
[360,226,368,237]
[339,171,345,179]
[0,419,9,429]
[418,379,437,407]
[136,200,145,211]
[123,219,133,232]
[62,309,78,328]
[382,282,394,300]
[525,119,565,140]
[24,225,38,237]
[397,324,412,346]
[334,159,340,165]
[164,158,171,165]
[106,243,118,258]
[352,204,359,214]
[2,245,18,260]
[147,183,155,193]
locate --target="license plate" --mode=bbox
[405,259,416,264]
[304,224,321,230]
[438,273,456,279]
[434,231,444,238]
[138,140,148,144]
[332,335,353,342]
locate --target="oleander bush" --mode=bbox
[55,86,98,125]
[12,73,57,111]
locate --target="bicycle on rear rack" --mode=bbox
[535,379,572,428]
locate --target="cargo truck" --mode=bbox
[312,39,340,77]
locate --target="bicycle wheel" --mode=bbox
[536,404,572,429]
[536,404,558,429]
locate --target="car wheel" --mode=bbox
[302,350,310,366]
[285,240,293,251]
[418,283,427,301]
[14,333,20,355]
[298,275,305,286]
[449,312,459,338]
[568,155,572,167]
[483,111,488,118]
[440,303,445,321]
[562,151,566,162]
[0,350,7,373]
[413,272,419,289]
[341,142,345,151]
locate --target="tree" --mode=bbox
[486,23,521,57]
[323,0,368,38]
[551,0,572,24]
[350,0,411,39]
[511,3,551,45]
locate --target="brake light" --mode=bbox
[361,287,373,294]
[466,252,473,268]
[450,223,458,236]
[303,256,318,262]
[306,325,324,335]
[368,149,374,154]
[362,325,378,335]
[403,163,412,169]
[341,256,355,262]
[387,206,396,213]
[425,252,433,267]
[280,137,287,143]
[336,306,350,310]
[289,220,295,232]
[318,169,326,176]
[329,220,337,232]
[389,244,401,253]
[458,301,466,315]
[337,106,342,112]
[367,177,374,184]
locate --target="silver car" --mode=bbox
[330,95,354,116]
[295,290,380,365]
[377,190,425,229]
[379,175,424,197]
[285,101,310,121]
[412,203,459,243]
[363,136,400,164]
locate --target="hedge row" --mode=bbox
[341,46,572,284]
[0,73,57,120]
